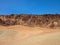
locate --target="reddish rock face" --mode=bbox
[0,14,60,28]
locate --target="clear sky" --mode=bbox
[0,0,60,15]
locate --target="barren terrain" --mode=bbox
[0,25,60,45]
[0,14,60,45]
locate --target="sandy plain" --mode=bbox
[0,25,60,45]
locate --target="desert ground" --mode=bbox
[0,25,60,45]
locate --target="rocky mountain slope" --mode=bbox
[0,14,60,28]
[0,14,60,45]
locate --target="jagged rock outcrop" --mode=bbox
[0,14,60,28]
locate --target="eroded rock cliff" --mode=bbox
[0,14,60,28]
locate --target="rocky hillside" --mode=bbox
[0,14,60,28]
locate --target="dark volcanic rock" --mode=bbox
[0,14,60,28]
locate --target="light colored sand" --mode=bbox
[20,32,60,45]
[0,25,60,45]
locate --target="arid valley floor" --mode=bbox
[0,25,60,45]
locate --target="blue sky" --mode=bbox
[0,0,60,15]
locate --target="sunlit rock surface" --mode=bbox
[0,14,60,28]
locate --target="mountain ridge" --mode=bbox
[0,14,60,28]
